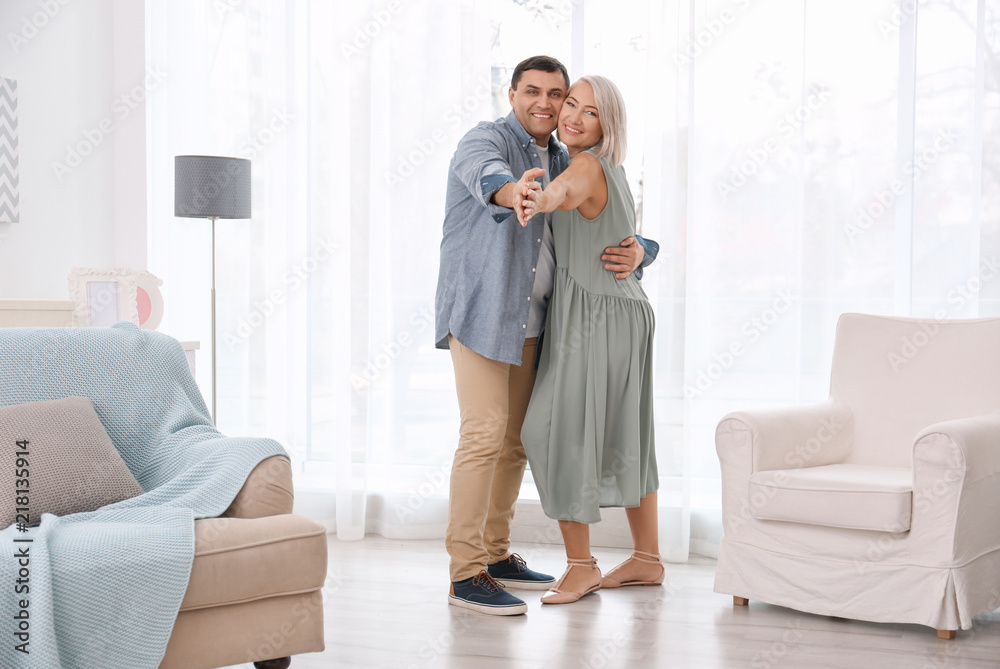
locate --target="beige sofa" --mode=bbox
[0,309,328,668]
[159,456,328,669]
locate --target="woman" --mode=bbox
[517,75,662,605]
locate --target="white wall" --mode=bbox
[0,0,146,299]
[111,0,147,270]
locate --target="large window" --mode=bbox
[148,0,999,554]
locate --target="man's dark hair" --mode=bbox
[511,55,570,91]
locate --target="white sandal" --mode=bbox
[540,557,601,604]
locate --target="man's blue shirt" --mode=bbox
[435,111,656,366]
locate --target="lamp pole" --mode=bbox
[211,215,218,423]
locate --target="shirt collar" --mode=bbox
[504,110,568,161]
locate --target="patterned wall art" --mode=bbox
[0,77,19,223]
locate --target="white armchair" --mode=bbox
[714,313,1000,638]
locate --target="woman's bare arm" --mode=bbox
[516,153,607,226]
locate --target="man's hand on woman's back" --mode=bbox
[602,237,645,279]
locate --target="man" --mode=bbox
[435,55,658,616]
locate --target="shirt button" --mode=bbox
[536,238,541,243]
[527,297,531,301]
[531,267,536,272]
[522,324,526,328]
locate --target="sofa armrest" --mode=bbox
[222,455,294,518]
[715,401,854,541]
[717,401,854,472]
[911,412,1000,566]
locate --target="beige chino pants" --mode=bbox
[446,334,538,582]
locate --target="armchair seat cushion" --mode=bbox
[749,464,912,532]
[180,514,327,612]
[161,514,328,668]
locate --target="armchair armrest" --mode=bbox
[715,401,854,540]
[222,455,294,518]
[911,412,1000,566]
[717,401,854,472]
[916,412,1000,482]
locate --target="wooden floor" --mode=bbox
[226,536,1000,669]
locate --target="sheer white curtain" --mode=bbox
[148,0,494,542]
[146,0,1000,557]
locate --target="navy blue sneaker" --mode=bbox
[487,553,555,590]
[449,571,528,616]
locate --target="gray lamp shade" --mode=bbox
[174,155,251,219]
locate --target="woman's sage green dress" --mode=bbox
[521,150,657,524]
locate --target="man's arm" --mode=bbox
[491,181,521,209]
[452,125,542,225]
[635,235,659,277]
[495,169,543,225]
[602,235,660,280]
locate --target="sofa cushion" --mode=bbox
[180,514,328,612]
[749,464,912,532]
[1,396,144,528]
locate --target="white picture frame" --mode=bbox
[68,268,164,330]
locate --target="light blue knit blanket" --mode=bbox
[0,323,287,668]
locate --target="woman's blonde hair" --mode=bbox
[576,75,628,166]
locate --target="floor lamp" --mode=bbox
[174,155,251,423]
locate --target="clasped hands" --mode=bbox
[513,167,547,228]
[510,167,644,279]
